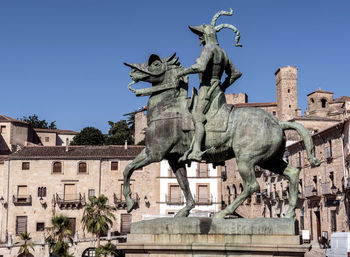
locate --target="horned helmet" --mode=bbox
[189,8,242,47]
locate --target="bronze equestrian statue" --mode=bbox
[122,9,320,219]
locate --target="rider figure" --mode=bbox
[177,9,242,162]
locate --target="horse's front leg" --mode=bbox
[123,148,153,213]
[168,159,195,217]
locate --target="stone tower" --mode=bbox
[275,66,299,121]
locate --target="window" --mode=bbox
[197,184,209,204]
[169,184,182,203]
[120,214,132,234]
[310,98,315,103]
[45,137,50,142]
[22,162,30,170]
[88,189,95,198]
[111,161,119,170]
[0,125,6,133]
[64,184,76,201]
[53,162,62,173]
[321,98,327,108]
[79,162,87,173]
[38,187,47,197]
[36,222,45,231]
[331,210,337,232]
[197,162,208,177]
[287,89,290,93]
[272,111,276,116]
[16,216,27,235]
[17,185,27,197]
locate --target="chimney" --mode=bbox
[124,140,128,149]
[66,138,69,152]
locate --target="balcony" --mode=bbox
[54,193,85,209]
[114,193,139,210]
[165,194,184,205]
[13,195,32,206]
[195,195,213,205]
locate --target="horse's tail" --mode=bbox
[279,121,321,167]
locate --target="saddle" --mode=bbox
[182,90,233,133]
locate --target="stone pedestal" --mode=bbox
[118,217,310,257]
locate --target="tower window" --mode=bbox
[288,89,290,93]
[289,105,291,108]
[321,98,327,108]
[311,98,315,103]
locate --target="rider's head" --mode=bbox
[188,8,242,48]
[189,25,218,46]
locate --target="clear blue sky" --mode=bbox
[1,1,349,133]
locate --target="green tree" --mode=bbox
[46,215,74,257]
[81,195,115,248]
[95,242,120,257]
[105,120,133,145]
[21,114,57,129]
[71,127,105,145]
[15,231,35,257]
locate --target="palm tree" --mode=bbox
[16,231,35,257]
[95,242,119,257]
[81,194,115,248]
[46,215,74,257]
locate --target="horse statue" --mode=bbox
[122,53,320,219]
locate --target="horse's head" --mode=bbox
[124,53,187,97]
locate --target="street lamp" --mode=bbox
[336,189,342,201]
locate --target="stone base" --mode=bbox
[118,218,310,257]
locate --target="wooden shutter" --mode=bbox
[79,162,87,173]
[120,214,132,234]
[111,162,119,170]
[64,184,76,201]
[16,216,27,234]
[170,185,181,203]
[17,186,27,196]
[198,163,208,177]
[198,185,209,203]
[53,162,62,173]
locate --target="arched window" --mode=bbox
[233,185,237,199]
[53,162,62,173]
[82,247,96,257]
[239,184,244,194]
[321,98,327,108]
[310,98,315,103]
[79,162,87,173]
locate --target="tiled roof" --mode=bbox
[234,102,277,108]
[307,89,333,96]
[7,145,145,160]
[334,96,350,103]
[0,115,28,125]
[34,128,79,135]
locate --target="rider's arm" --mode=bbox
[221,58,242,91]
[177,48,212,77]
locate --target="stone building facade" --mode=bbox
[0,145,160,256]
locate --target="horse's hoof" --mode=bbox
[126,199,136,213]
[213,212,226,220]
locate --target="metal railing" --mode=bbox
[165,194,184,205]
[13,195,32,205]
[54,193,85,208]
[195,194,213,205]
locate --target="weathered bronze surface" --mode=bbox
[122,9,320,219]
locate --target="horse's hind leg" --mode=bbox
[213,156,259,220]
[263,159,299,219]
[123,148,153,213]
[168,159,195,217]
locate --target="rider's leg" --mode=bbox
[186,87,209,162]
